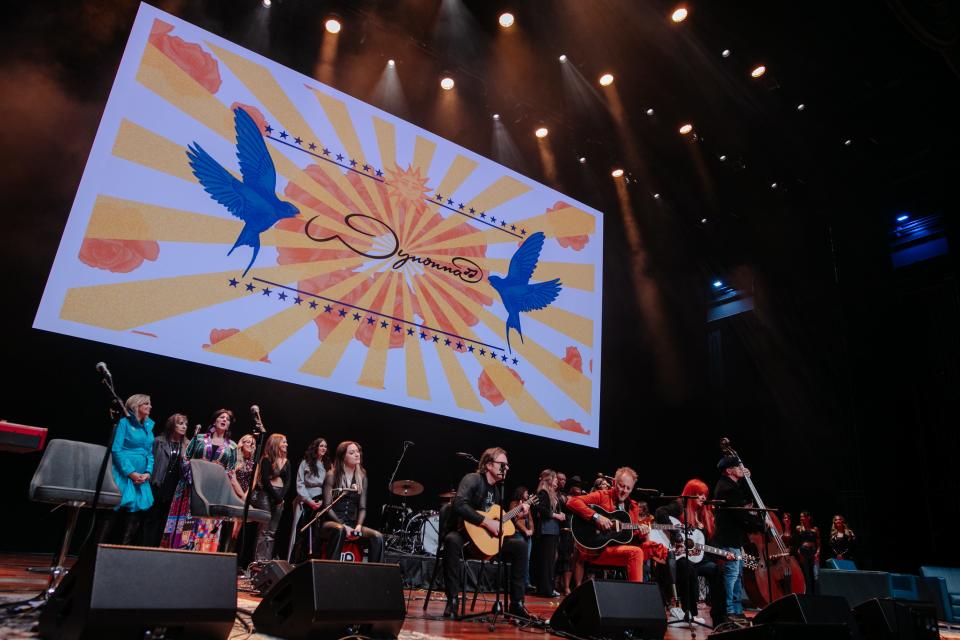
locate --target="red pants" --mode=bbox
[581,544,645,582]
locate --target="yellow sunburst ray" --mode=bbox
[414,276,559,428]
[136,43,373,243]
[397,277,430,401]
[356,272,400,390]
[423,272,592,413]
[371,117,402,232]
[400,136,438,241]
[462,255,594,293]
[411,175,532,250]
[405,154,479,242]
[298,266,395,378]
[60,258,360,331]
[407,278,484,413]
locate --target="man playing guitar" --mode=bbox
[567,467,665,582]
[441,447,532,619]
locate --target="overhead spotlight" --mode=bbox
[611,168,624,178]
[653,193,661,200]
[678,123,693,135]
[535,127,549,138]
[701,218,708,224]
[750,65,766,78]
[492,113,500,120]
[719,154,727,161]
[712,280,723,288]
[599,73,614,86]
[646,108,655,116]
[440,76,455,90]
[578,156,586,164]
[722,49,731,58]
[844,139,852,146]
[325,17,342,34]
[387,59,396,67]
[499,12,515,28]
[262,0,271,7]
[797,103,806,111]
[896,214,910,222]
[559,54,568,63]
[671,6,688,22]
[770,182,778,189]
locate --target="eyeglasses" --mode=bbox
[491,459,510,469]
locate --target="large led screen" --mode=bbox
[34,3,603,446]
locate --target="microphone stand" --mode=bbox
[384,441,413,545]
[237,413,267,571]
[299,490,352,534]
[460,463,509,630]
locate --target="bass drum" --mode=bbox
[407,511,440,555]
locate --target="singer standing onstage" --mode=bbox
[318,441,384,563]
[713,456,763,622]
[252,433,290,562]
[568,467,666,583]
[143,413,188,547]
[441,447,533,620]
[287,437,329,563]
[109,394,155,545]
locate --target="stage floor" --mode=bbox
[2,553,956,639]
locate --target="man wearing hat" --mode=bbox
[713,456,763,622]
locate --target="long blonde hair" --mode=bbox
[537,469,558,509]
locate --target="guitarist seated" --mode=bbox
[567,467,667,582]
[441,447,532,620]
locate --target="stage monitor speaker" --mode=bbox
[252,559,405,639]
[853,597,939,640]
[710,623,857,639]
[549,579,666,639]
[38,543,236,640]
[252,559,292,595]
[754,593,858,627]
[819,569,894,606]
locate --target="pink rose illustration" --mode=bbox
[78,238,159,273]
[149,19,222,94]
[478,367,524,406]
[557,418,590,434]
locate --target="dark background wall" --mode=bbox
[1,0,958,574]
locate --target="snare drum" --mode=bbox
[406,510,440,555]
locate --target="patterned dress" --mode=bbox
[160,432,239,551]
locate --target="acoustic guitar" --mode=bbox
[463,494,539,559]
[571,504,682,551]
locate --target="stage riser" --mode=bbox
[385,551,505,591]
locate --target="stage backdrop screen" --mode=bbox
[34,3,603,446]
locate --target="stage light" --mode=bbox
[770,182,778,189]
[579,156,586,164]
[653,193,661,200]
[262,0,271,7]
[719,154,727,161]
[440,76,455,90]
[559,54,568,63]
[844,139,852,146]
[701,218,708,224]
[387,59,395,67]
[897,214,909,222]
[325,18,342,34]
[611,168,624,178]
[646,108,655,116]
[679,123,693,135]
[499,12,515,28]
[599,73,614,86]
[713,280,723,288]
[535,127,548,138]
[492,113,500,120]
[672,7,688,22]
[750,65,766,78]
[722,49,731,58]
[797,103,806,111]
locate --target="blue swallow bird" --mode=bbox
[488,231,562,353]
[186,107,299,276]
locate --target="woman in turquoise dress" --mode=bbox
[110,393,155,545]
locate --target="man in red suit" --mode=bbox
[567,466,665,582]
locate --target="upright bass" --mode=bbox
[720,437,804,607]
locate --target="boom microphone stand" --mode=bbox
[237,405,267,572]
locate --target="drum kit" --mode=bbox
[382,480,454,555]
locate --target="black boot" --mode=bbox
[508,601,534,620]
[443,595,459,618]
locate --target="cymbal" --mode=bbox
[390,480,424,497]
[438,491,456,499]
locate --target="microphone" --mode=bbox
[250,405,264,432]
[597,473,614,481]
[633,487,661,495]
[456,452,474,459]
[706,499,726,505]
[95,362,112,379]
[333,484,360,494]
[403,440,415,446]
[192,424,203,438]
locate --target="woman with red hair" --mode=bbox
[654,478,728,626]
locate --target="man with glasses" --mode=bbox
[441,447,532,619]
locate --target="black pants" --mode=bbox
[797,545,818,595]
[677,557,726,624]
[441,529,527,606]
[252,493,284,562]
[318,521,384,563]
[533,533,558,596]
[98,510,146,546]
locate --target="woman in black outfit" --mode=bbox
[532,469,565,597]
[318,441,383,563]
[252,433,290,562]
[794,510,821,594]
[143,413,188,547]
